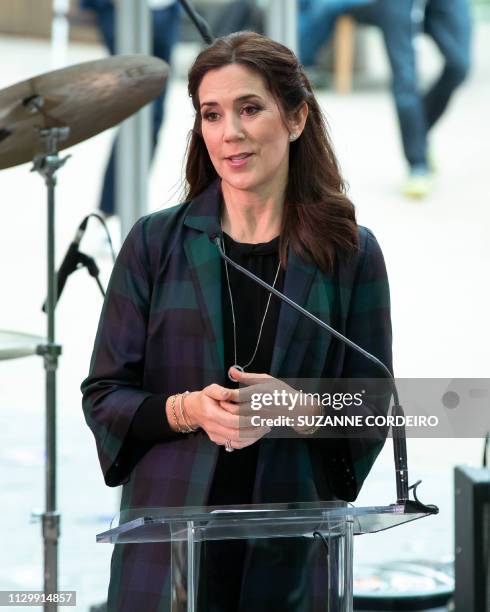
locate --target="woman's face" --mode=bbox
[198,63,297,197]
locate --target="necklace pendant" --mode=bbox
[228,364,244,382]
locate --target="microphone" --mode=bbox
[42,216,89,311]
[207,228,412,505]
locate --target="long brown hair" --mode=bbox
[185,31,358,272]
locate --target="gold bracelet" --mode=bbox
[178,392,193,433]
[169,394,184,433]
[181,391,198,432]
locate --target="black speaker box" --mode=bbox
[454,465,490,611]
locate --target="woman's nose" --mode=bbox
[223,113,245,141]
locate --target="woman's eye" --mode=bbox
[203,112,220,121]
[242,105,260,116]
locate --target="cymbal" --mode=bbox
[0,55,169,170]
[0,329,44,360]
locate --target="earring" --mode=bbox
[289,133,299,142]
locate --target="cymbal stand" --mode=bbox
[31,124,70,612]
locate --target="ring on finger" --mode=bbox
[225,439,234,453]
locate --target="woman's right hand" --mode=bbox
[168,384,269,450]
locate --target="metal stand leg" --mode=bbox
[186,522,195,612]
[32,125,70,612]
[344,520,354,612]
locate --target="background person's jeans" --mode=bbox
[350,0,472,170]
[299,0,374,67]
[94,3,180,216]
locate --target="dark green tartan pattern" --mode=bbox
[81,180,392,611]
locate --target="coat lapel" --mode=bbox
[270,247,335,378]
[183,181,224,375]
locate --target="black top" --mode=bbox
[128,232,284,505]
[208,232,284,505]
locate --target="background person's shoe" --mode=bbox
[403,167,432,199]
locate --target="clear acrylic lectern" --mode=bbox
[97,500,435,611]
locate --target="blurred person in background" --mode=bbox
[79,0,181,218]
[299,0,374,68]
[82,31,392,611]
[299,0,472,199]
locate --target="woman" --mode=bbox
[82,31,392,612]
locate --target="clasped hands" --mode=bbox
[182,366,322,450]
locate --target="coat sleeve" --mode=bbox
[81,216,157,486]
[315,228,393,502]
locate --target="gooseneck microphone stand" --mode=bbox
[211,232,433,508]
[30,122,70,612]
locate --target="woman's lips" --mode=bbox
[225,153,253,168]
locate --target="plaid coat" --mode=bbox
[81,179,392,611]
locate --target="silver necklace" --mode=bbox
[222,235,281,382]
